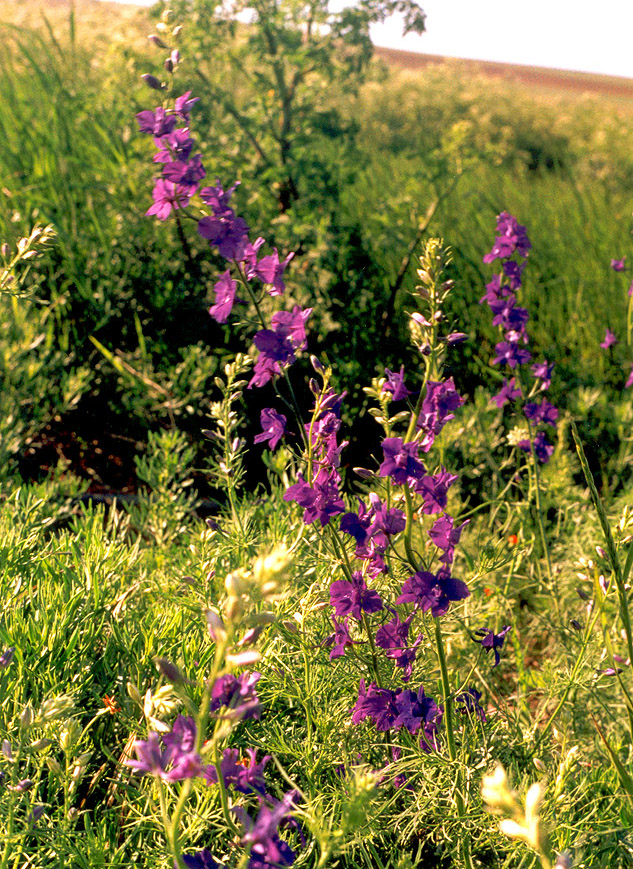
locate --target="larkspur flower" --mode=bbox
[492,377,522,408]
[146,179,195,220]
[209,270,239,323]
[626,365,633,388]
[473,625,511,666]
[379,437,425,486]
[182,850,223,869]
[611,257,626,272]
[397,568,470,617]
[600,328,618,349]
[456,687,487,722]
[249,306,312,388]
[234,791,300,869]
[0,647,15,669]
[413,468,458,515]
[492,341,532,369]
[329,572,383,621]
[205,748,270,795]
[210,672,262,719]
[136,106,177,137]
[351,679,398,731]
[153,128,194,163]
[531,360,554,390]
[375,614,422,681]
[174,90,200,121]
[254,408,287,450]
[483,212,531,263]
[283,468,344,526]
[523,399,558,427]
[518,430,554,464]
[392,685,442,750]
[382,366,411,401]
[325,616,354,660]
[428,515,469,565]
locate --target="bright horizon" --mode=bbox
[101,0,632,80]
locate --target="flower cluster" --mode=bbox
[481,212,557,463]
[137,89,309,392]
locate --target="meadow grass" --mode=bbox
[2,4,633,867]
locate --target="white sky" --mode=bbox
[104,0,633,79]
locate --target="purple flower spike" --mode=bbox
[483,212,531,264]
[600,328,618,349]
[473,625,511,666]
[254,408,287,450]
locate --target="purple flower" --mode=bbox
[382,367,411,401]
[375,614,422,681]
[325,616,354,660]
[492,341,532,369]
[174,90,200,121]
[392,685,442,750]
[198,181,249,260]
[182,850,223,869]
[210,672,262,720]
[162,716,203,781]
[234,791,300,869]
[136,106,177,137]
[523,399,558,427]
[397,568,470,617]
[329,572,383,621]
[518,430,554,463]
[531,360,554,390]
[428,515,469,565]
[600,328,618,349]
[163,154,206,186]
[205,748,270,795]
[153,128,194,163]
[611,257,626,272]
[146,179,194,220]
[491,377,522,408]
[416,378,464,449]
[456,687,486,722]
[379,438,425,486]
[249,306,312,388]
[254,408,287,450]
[126,732,173,778]
[626,365,633,389]
[473,625,511,666]
[351,679,398,731]
[483,212,531,264]
[413,468,457,515]
[283,468,344,527]
[244,240,294,296]
[209,271,239,323]
[0,647,15,669]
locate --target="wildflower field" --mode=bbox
[3,1,633,867]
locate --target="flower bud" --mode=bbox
[148,34,167,48]
[309,378,320,395]
[127,682,143,707]
[310,355,324,373]
[154,657,188,685]
[0,243,9,259]
[20,704,34,729]
[141,74,163,90]
[164,58,174,73]
[0,647,15,669]
[46,757,63,776]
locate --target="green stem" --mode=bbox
[433,619,474,869]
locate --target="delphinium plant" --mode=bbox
[478,212,561,610]
[125,21,596,869]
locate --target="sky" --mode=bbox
[103,0,633,79]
